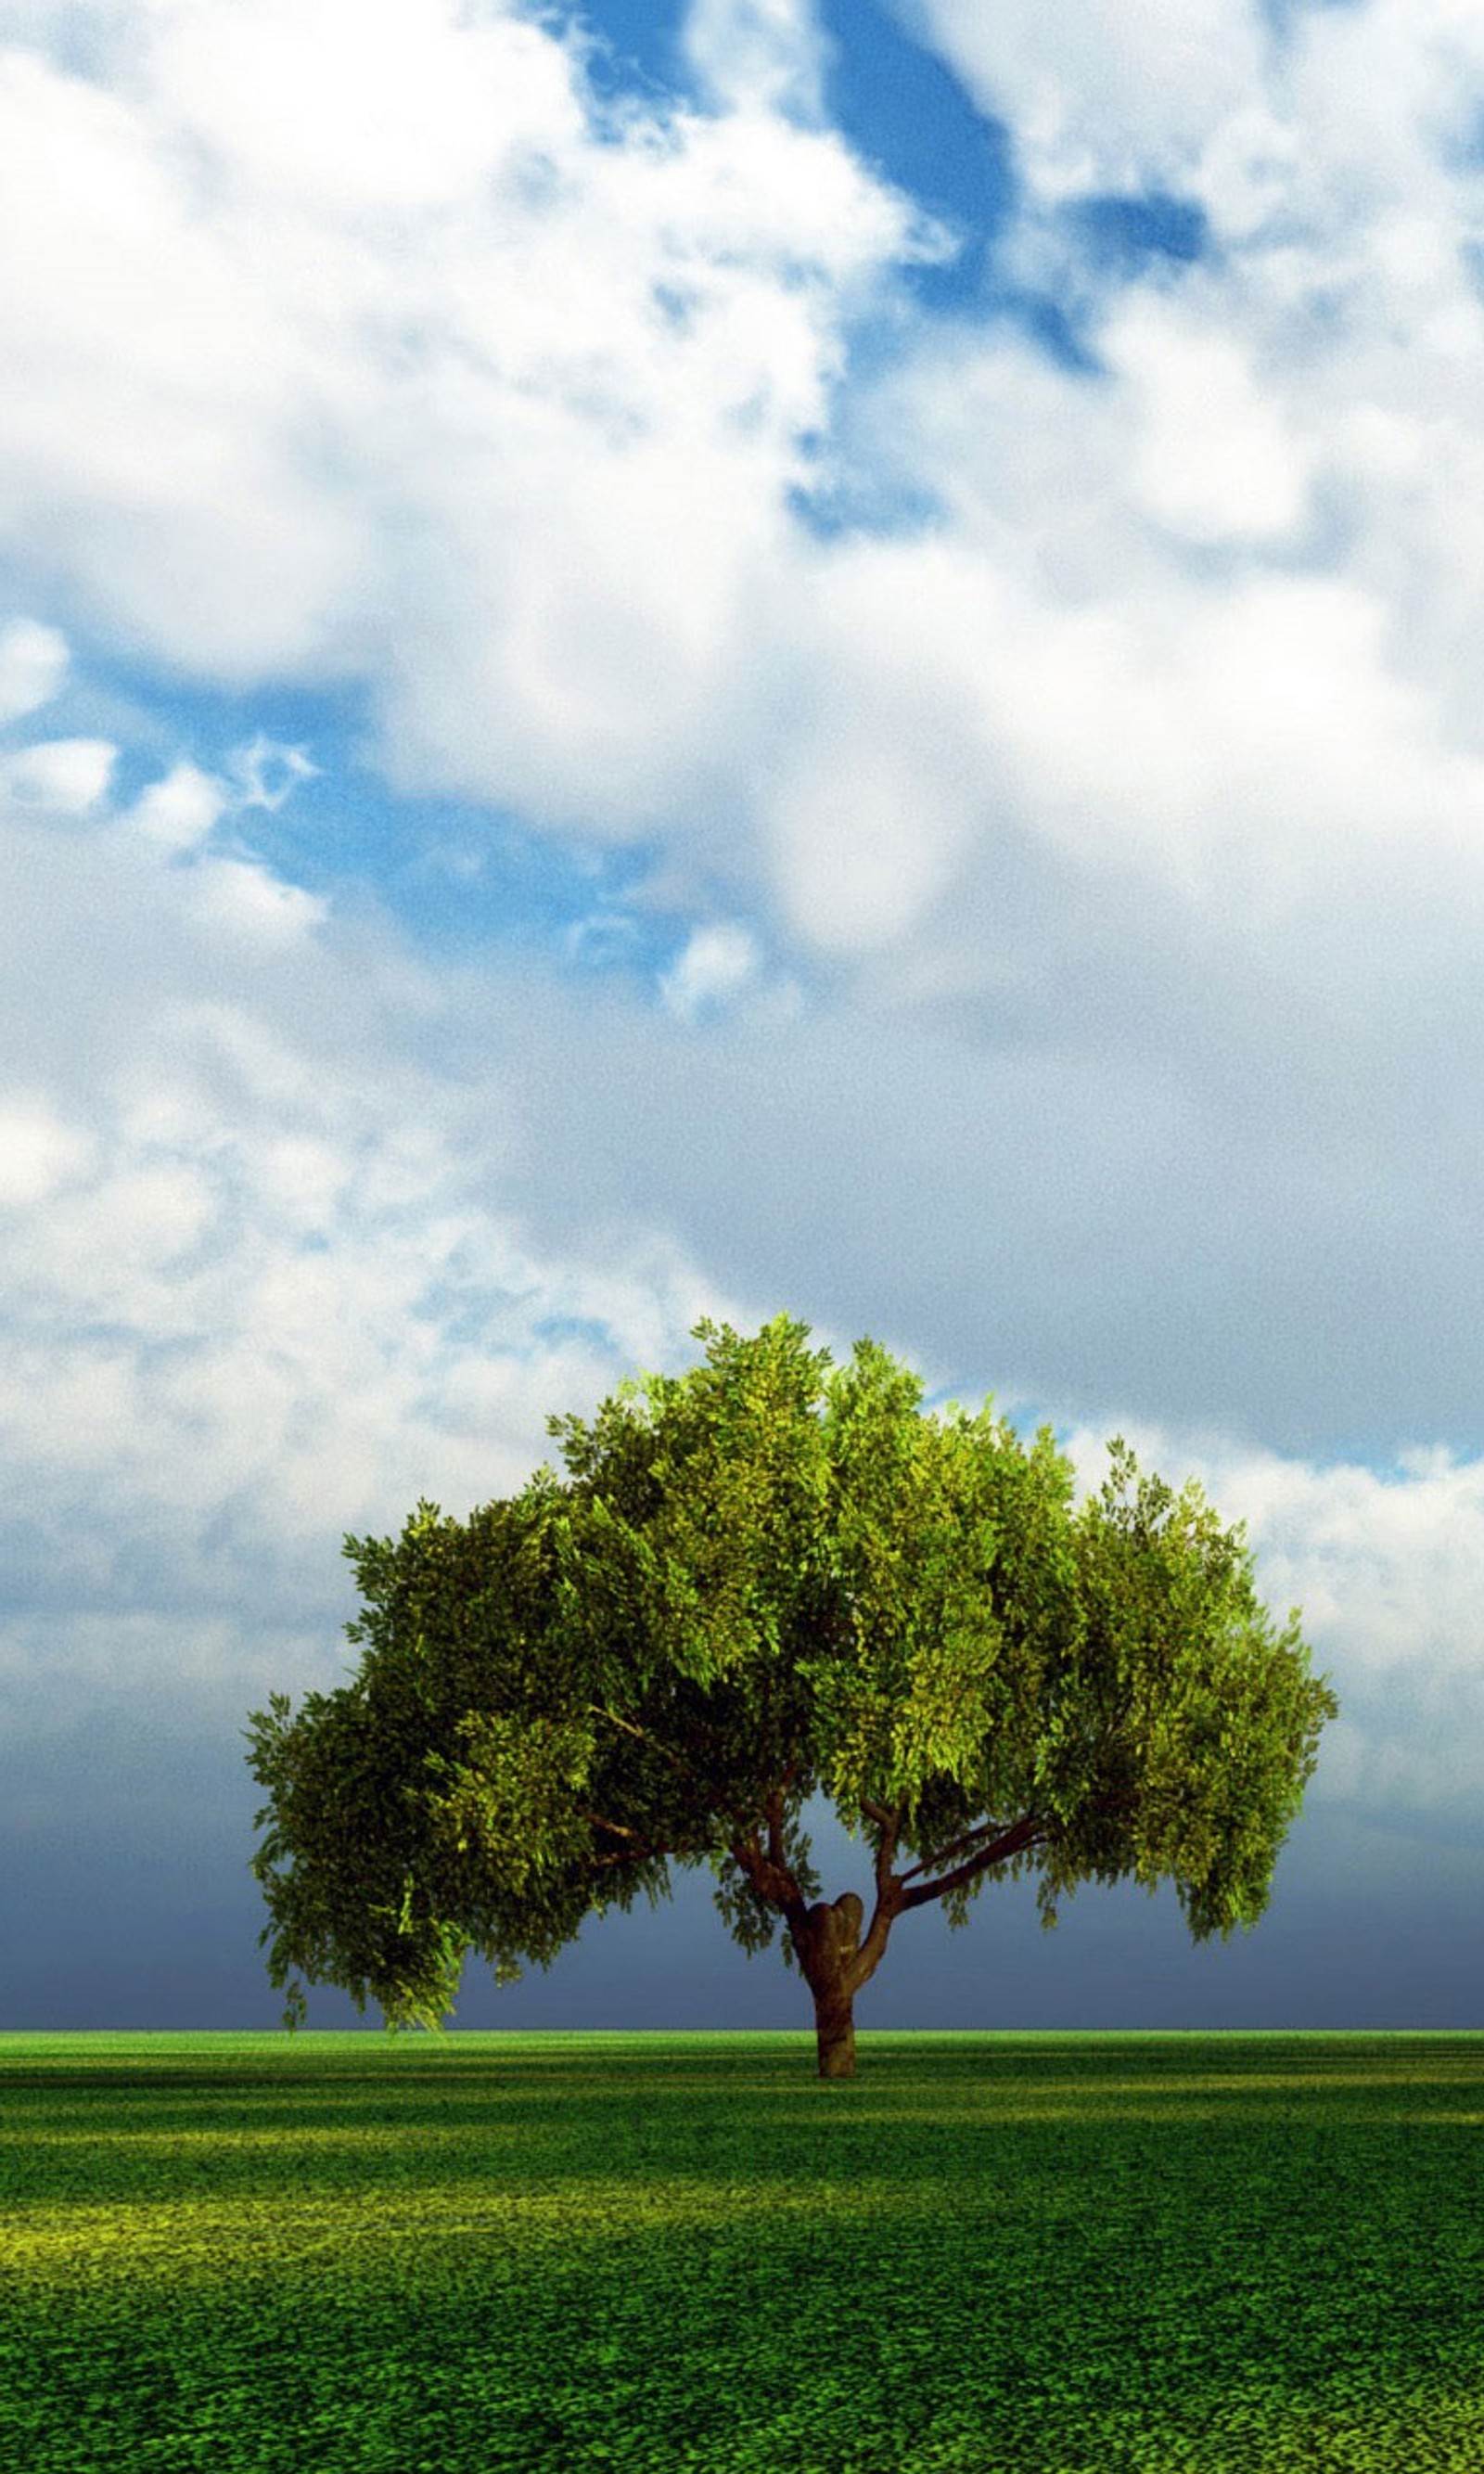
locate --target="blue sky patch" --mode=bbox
[815,0,1016,314]
[1068,192,1212,279]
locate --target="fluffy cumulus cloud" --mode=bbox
[125,761,228,852]
[683,0,827,115]
[9,0,1484,973]
[775,0,1484,979]
[0,735,115,813]
[0,0,930,838]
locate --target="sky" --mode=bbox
[4,0,1484,2038]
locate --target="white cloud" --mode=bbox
[158,0,589,214]
[0,0,928,801]
[0,618,68,724]
[0,737,115,812]
[683,0,827,118]
[764,689,979,955]
[0,1100,95,1207]
[659,919,761,1017]
[126,760,227,851]
[894,0,1266,198]
[879,0,1484,856]
[226,737,320,813]
[6,0,1484,979]
[0,45,359,675]
[990,566,1484,899]
[769,133,1484,950]
[1054,1414,1484,1826]
[184,853,329,945]
[1109,296,1311,545]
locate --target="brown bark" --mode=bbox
[730,1799,913,2079]
[812,1979,857,2078]
[730,1793,1054,2078]
[803,1891,864,2078]
[894,1810,1047,1910]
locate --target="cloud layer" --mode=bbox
[4,0,1484,2019]
[0,650,1475,1881]
[8,0,1484,972]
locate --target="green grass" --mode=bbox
[2,2029,1482,2472]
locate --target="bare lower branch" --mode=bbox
[897,1812,1029,1887]
[896,1813,1048,1913]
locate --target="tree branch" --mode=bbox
[897,1812,1030,1887]
[580,1805,728,1872]
[860,1798,903,1833]
[896,1813,1048,1914]
[729,1824,806,1915]
[586,1695,752,1843]
[725,1759,809,1924]
[847,1801,908,1996]
[585,1702,695,1778]
[579,1808,659,1853]
[766,1762,800,1875]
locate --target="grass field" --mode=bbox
[1,2028,1481,2472]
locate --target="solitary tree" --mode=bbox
[245,1315,1338,2079]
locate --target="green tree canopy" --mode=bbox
[245,1315,1338,2076]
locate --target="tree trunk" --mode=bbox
[803,1891,864,2080]
[813,1983,856,2078]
